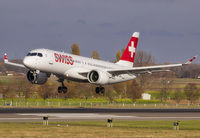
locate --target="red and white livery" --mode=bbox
[4,32,197,94]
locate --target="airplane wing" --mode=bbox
[106,56,197,76]
[4,53,26,68]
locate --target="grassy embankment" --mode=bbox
[1,76,200,108]
[0,120,200,137]
[148,78,200,99]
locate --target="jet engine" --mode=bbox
[87,70,109,85]
[27,70,48,84]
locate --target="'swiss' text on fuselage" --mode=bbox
[54,53,74,65]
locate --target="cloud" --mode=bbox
[0,0,200,64]
[77,19,86,25]
[191,32,200,36]
[98,22,115,28]
[146,30,184,37]
[115,30,132,36]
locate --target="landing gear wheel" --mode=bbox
[96,87,100,94]
[57,86,68,93]
[95,87,105,95]
[58,86,63,93]
[63,86,68,93]
[57,79,68,94]
[100,87,105,95]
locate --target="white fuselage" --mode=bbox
[23,48,136,85]
[5,32,195,94]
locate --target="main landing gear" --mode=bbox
[95,87,105,95]
[58,79,67,94]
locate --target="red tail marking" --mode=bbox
[4,54,8,60]
[120,35,138,63]
[189,56,196,62]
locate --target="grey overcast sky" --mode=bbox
[0,0,200,64]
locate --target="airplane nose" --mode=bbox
[23,57,30,68]
[23,57,36,69]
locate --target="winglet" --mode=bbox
[4,53,8,63]
[184,55,197,65]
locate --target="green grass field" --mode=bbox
[0,120,200,137]
[1,76,200,108]
[1,77,200,137]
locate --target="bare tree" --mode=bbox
[38,83,55,105]
[113,83,125,99]
[105,85,117,103]
[0,63,6,74]
[0,80,18,106]
[1,85,9,105]
[74,83,94,105]
[134,50,155,67]
[184,83,199,104]
[19,78,34,106]
[13,77,27,105]
[8,81,17,106]
[160,79,174,104]
[174,89,184,104]
[127,80,143,103]
[134,50,155,89]
[66,81,80,99]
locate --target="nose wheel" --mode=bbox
[57,79,68,94]
[96,87,105,95]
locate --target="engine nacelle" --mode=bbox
[27,70,48,84]
[87,70,109,85]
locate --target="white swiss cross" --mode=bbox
[128,41,135,58]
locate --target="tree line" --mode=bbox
[0,43,200,105]
[1,43,200,79]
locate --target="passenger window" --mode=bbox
[38,53,43,57]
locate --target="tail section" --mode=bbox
[116,32,139,67]
[4,53,8,63]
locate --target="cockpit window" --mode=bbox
[38,53,43,57]
[26,52,43,57]
[26,53,31,56]
[30,53,37,56]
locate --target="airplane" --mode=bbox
[4,32,197,95]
